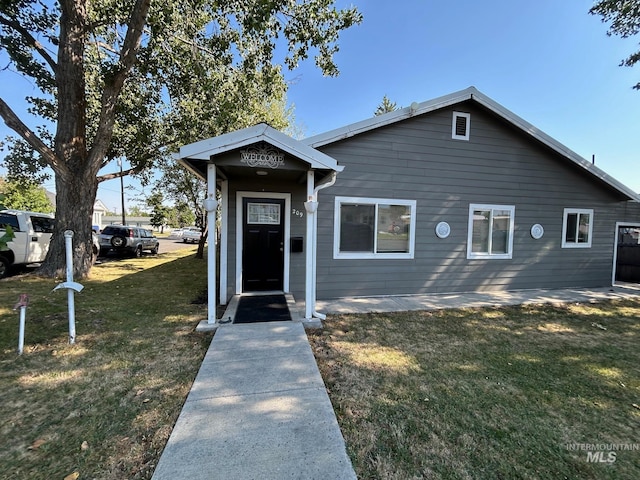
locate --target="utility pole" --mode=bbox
[118,159,126,225]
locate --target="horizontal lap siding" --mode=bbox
[315,103,634,299]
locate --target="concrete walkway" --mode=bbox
[316,285,640,315]
[153,285,640,479]
[152,321,356,480]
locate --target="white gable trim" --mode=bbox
[304,87,639,202]
[179,123,343,172]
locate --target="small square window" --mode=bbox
[562,208,593,248]
[452,112,470,140]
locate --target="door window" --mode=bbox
[247,203,281,224]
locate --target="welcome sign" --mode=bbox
[240,146,285,169]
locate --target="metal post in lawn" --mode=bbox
[52,230,84,344]
[65,230,77,343]
[14,293,28,355]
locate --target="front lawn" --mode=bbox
[0,248,211,479]
[309,301,640,480]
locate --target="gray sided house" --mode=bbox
[178,87,640,324]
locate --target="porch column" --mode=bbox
[304,170,315,319]
[206,164,217,324]
[219,180,228,305]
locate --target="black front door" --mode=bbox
[242,198,285,291]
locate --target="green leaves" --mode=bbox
[590,0,640,88]
[0,0,361,277]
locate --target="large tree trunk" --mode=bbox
[39,172,98,279]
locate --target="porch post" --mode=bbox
[207,164,217,324]
[219,180,228,305]
[304,170,315,319]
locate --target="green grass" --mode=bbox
[0,246,211,480]
[309,302,640,480]
[4,251,639,479]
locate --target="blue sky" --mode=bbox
[1,0,639,212]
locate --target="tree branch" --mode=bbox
[96,166,138,183]
[0,97,68,177]
[88,0,151,165]
[0,15,57,74]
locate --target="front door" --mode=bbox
[242,198,285,291]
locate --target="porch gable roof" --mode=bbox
[178,123,343,176]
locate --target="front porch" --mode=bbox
[178,124,343,325]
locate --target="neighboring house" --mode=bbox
[100,215,156,230]
[93,199,108,229]
[177,87,640,323]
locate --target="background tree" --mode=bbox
[0,176,54,212]
[0,0,362,278]
[165,203,196,229]
[0,192,12,250]
[590,0,640,89]
[127,205,149,217]
[146,190,168,232]
[374,95,398,116]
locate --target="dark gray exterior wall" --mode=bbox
[313,102,640,299]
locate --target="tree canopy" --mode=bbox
[0,0,362,278]
[0,176,54,212]
[590,0,640,89]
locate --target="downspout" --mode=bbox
[305,171,337,320]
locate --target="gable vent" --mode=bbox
[452,112,470,140]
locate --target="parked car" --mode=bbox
[91,231,100,260]
[169,228,184,239]
[99,225,159,257]
[0,209,54,278]
[181,227,202,244]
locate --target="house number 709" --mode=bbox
[292,208,304,218]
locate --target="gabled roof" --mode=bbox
[304,86,639,202]
[178,123,343,172]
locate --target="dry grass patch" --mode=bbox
[0,248,212,479]
[309,300,640,480]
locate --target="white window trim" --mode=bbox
[562,208,594,248]
[452,111,470,140]
[467,203,515,260]
[333,196,417,259]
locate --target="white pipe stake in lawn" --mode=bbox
[52,230,84,344]
[14,293,29,355]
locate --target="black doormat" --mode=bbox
[234,295,291,323]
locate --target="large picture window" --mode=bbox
[562,208,593,248]
[334,197,416,259]
[467,204,515,259]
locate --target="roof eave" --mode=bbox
[304,86,639,202]
[179,123,343,172]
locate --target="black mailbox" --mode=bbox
[290,236,303,253]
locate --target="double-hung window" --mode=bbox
[562,208,593,248]
[334,197,416,259]
[467,204,515,259]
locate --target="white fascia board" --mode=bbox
[178,123,343,172]
[305,86,639,201]
[304,87,477,148]
[178,124,271,159]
